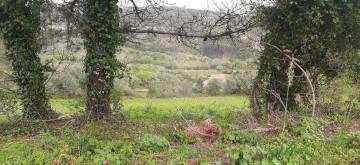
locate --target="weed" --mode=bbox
[139,133,170,153]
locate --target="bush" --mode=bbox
[145,71,195,98]
[164,62,178,69]
[205,79,222,96]
[192,78,205,94]
[318,78,360,119]
[224,71,255,95]
[111,87,124,114]
[47,63,85,98]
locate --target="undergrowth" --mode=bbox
[0,97,359,164]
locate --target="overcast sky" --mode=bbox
[116,0,235,10]
[165,0,232,10]
[58,0,236,10]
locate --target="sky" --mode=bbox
[57,0,236,10]
[57,0,238,10]
[165,0,232,10]
[116,0,235,10]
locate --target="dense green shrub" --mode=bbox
[318,78,360,119]
[205,79,223,96]
[165,62,178,69]
[225,71,256,95]
[192,78,205,94]
[47,63,85,98]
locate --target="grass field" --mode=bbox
[122,96,249,111]
[51,96,250,125]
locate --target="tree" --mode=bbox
[0,0,56,119]
[252,0,360,121]
[83,0,126,119]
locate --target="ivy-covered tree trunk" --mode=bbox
[0,0,55,119]
[84,0,124,119]
[252,0,360,122]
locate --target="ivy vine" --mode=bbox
[0,0,55,119]
[83,0,126,119]
[253,0,360,121]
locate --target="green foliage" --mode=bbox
[165,62,178,69]
[221,58,248,74]
[0,97,359,164]
[192,78,205,94]
[225,71,256,95]
[47,63,85,98]
[219,131,264,145]
[0,0,55,119]
[111,87,124,110]
[115,47,233,98]
[289,117,326,136]
[254,0,360,118]
[136,67,195,98]
[138,133,170,153]
[119,96,249,126]
[173,130,198,144]
[205,79,223,96]
[227,132,360,165]
[0,124,136,164]
[0,91,20,121]
[318,78,360,119]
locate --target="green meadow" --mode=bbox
[51,96,250,125]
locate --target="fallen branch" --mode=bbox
[42,116,73,122]
[0,77,18,82]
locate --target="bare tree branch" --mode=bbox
[124,26,252,40]
[55,0,257,44]
[128,0,145,22]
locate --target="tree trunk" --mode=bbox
[86,68,112,119]
[1,0,55,119]
[14,55,55,119]
[84,0,123,120]
[251,83,268,123]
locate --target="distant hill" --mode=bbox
[121,6,256,59]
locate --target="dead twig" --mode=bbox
[42,115,73,122]
[242,127,281,132]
